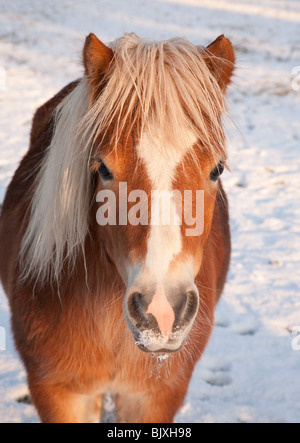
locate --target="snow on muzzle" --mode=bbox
[124,282,199,352]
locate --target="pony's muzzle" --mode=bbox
[125,285,199,352]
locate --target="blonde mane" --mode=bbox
[20,33,227,284]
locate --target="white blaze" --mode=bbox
[137,131,197,282]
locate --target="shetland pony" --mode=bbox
[0,33,234,423]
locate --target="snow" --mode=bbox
[0,0,300,423]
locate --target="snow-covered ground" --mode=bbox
[0,0,299,423]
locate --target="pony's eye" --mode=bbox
[210,162,225,181]
[98,161,113,181]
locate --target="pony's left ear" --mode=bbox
[204,35,235,93]
[83,33,114,85]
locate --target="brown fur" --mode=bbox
[0,34,233,423]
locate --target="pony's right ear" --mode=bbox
[83,33,114,85]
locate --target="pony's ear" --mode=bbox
[204,35,235,93]
[83,33,114,83]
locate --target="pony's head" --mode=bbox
[21,33,235,353]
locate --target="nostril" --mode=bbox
[174,290,198,321]
[183,289,199,319]
[127,292,143,318]
[186,289,198,300]
[131,292,142,311]
[175,293,188,320]
[127,292,150,329]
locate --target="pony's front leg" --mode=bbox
[29,380,94,423]
[117,382,189,423]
